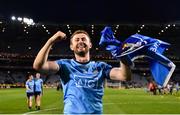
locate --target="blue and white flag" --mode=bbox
[99,26,176,87]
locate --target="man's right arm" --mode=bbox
[33,31,66,74]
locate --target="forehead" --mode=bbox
[72,33,89,40]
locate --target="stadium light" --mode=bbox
[17,17,22,21]
[67,24,72,34]
[28,47,31,50]
[2,28,5,32]
[7,71,11,74]
[23,17,28,23]
[91,25,94,29]
[11,15,35,25]
[7,45,11,49]
[67,25,70,29]
[69,29,72,34]
[11,16,16,20]
[91,25,94,35]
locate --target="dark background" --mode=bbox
[0,0,180,24]
[0,0,180,74]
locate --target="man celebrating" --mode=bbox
[33,30,131,114]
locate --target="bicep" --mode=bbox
[41,61,60,74]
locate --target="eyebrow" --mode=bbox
[74,36,86,39]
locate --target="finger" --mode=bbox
[63,35,67,40]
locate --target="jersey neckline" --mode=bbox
[73,58,91,65]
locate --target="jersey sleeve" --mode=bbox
[55,59,63,75]
[56,59,62,69]
[100,62,112,79]
[25,81,28,86]
[41,79,43,84]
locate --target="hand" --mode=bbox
[49,31,66,44]
[120,55,134,67]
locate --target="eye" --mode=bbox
[75,38,79,42]
[82,37,86,41]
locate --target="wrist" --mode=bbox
[121,56,134,67]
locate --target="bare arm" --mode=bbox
[33,31,66,74]
[110,59,131,81]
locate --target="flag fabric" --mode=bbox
[99,26,176,87]
[99,27,133,66]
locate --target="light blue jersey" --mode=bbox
[26,80,34,93]
[56,59,112,114]
[34,78,43,92]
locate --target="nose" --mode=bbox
[78,38,84,43]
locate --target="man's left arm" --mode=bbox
[109,60,131,81]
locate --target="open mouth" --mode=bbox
[77,43,87,49]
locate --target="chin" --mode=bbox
[75,51,87,56]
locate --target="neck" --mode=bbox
[74,52,90,63]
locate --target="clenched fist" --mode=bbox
[49,31,67,44]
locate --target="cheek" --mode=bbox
[70,44,76,50]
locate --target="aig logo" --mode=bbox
[73,75,101,89]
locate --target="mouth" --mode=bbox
[77,43,87,49]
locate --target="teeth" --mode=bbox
[77,44,85,48]
[78,46,84,49]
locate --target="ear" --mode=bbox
[70,44,74,51]
[89,42,92,49]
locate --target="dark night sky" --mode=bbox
[0,0,180,24]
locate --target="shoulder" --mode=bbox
[40,79,43,82]
[91,61,112,69]
[56,59,72,65]
[26,80,30,84]
[95,61,109,66]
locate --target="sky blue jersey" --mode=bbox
[34,78,43,92]
[26,80,34,93]
[56,59,112,114]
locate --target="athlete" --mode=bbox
[33,30,131,114]
[34,73,43,110]
[25,74,34,110]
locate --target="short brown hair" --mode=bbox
[70,30,91,43]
